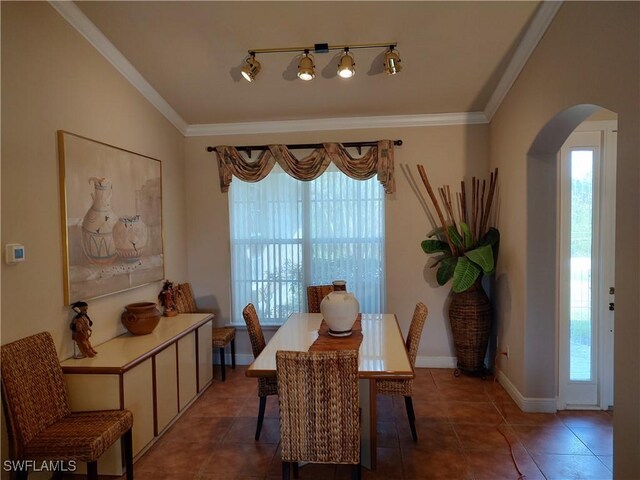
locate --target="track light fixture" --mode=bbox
[384,46,402,75]
[337,48,356,79]
[240,42,400,82]
[241,52,261,82]
[297,50,315,81]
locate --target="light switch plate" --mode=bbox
[5,244,25,264]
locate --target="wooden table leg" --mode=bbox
[359,378,377,470]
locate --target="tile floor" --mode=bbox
[121,366,613,479]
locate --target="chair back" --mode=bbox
[242,303,267,358]
[406,302,428,367]
[175,283,197,313]
[276,350,360,465]
[1,332,71,458]
[306,285,335,313]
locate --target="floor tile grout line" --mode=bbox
[561,422,594,455]
[595,454,613,473]
[525,449,551,480]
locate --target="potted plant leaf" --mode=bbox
[417,165,499,375]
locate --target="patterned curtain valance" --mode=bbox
[213,140,395,194]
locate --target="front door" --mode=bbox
[558,120,616,409]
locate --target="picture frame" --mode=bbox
[58,131,164,305]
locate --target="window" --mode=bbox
[229,164,385,325]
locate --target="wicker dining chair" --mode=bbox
[175,282,236,381]
[306,283,345,313]
[376,302,428,442]
[0,332,134,480]
[276,349,361,480]
[174,282,198,314]
[242,303,278,441]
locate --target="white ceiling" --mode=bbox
[54,1,560,134]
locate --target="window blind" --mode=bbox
[229,164,385,325]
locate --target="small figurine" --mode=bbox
[70,301,98,358]
[158,280,178,317]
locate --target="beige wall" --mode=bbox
[489,1,639,476]
[184,125,490,363]
[1,1,187,351]
[1,2,187,475]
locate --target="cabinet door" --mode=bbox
[197,320,213,391]
[154,344,178,434]
[123,358,154,455]
[178,332,197,410]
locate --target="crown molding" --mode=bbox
[49,1,189,135]
[483,1,563,121]
[185,112,488,137]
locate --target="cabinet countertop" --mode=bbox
[61,313,214,374]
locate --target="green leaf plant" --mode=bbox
[417,166,500,293]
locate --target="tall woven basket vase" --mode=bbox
[448,280,491,374]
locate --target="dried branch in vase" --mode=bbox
[417,165,500,293]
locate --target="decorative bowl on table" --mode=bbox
[320,291,359,337]
[121,302,161,335]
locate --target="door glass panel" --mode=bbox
[569,150,594,381]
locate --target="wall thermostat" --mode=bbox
[5,244,25,264]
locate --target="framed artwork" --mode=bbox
[58,131,164,305]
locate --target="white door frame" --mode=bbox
[592,121,616,410]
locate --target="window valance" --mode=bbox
[212,140,395,194]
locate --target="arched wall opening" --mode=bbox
[525,103,616,401]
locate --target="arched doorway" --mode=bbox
[526,104,617,410]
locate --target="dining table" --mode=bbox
[245,312,414,470]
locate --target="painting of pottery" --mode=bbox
[58,131,164,304]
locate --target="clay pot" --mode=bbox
[122,302,161,335]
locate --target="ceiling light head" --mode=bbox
[297,50,315,81]
[241,53,261,82]
[384,46,402,75]
[337,48,355,79]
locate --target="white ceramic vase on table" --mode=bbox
[320,290,359,336]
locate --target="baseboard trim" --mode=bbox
[497,370,557,413]
[415,356,457,369]
[214,353,254,366]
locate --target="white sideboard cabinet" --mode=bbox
[61,313,214,476]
